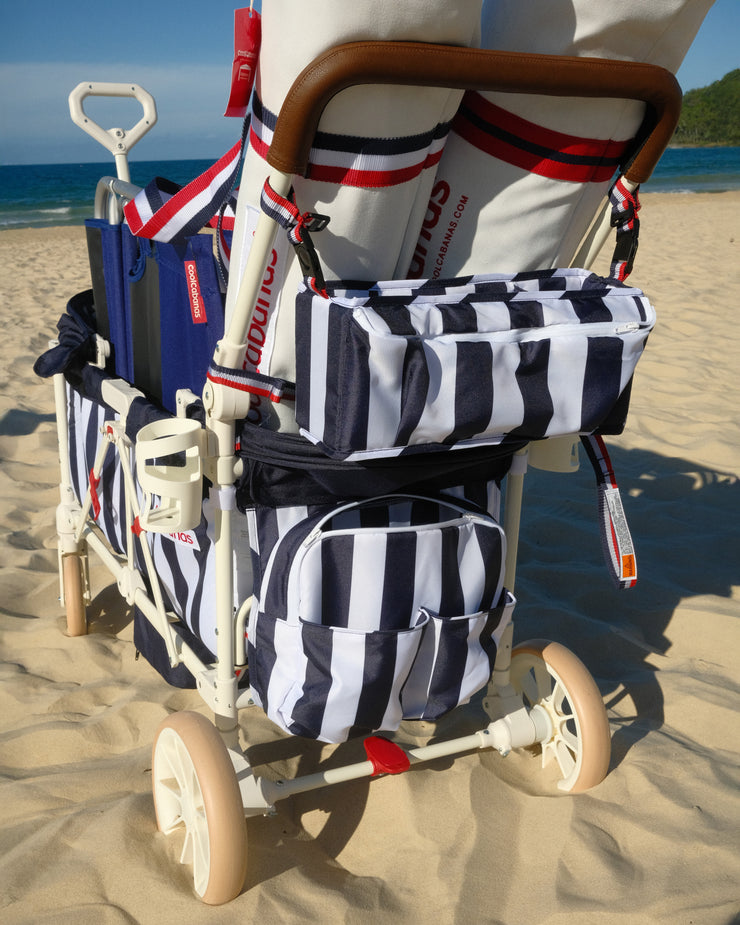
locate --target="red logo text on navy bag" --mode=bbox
[184,260,207,324]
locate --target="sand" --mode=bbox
[0,193,739,924]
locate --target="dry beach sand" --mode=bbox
[0,192,739,924]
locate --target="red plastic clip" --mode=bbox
[131,516,143,537]
[88,469,101,520]
[364,737,410,776]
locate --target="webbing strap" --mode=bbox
[609,178,641,282]
[123,115,250,285]
[581,433,637,590]
[206,362,296,404]
[260,178,329,296]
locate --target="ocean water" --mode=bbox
[0,159,218,230]
[1,147,739,231]
[644,146,740,194]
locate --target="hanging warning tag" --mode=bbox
[224,6,261,118]
[580,434,638,590]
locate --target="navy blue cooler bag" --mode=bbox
[85,216,227,414]
[121,226,227,412]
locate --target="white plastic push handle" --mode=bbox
[68,82,157,177]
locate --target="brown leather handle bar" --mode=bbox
[267,41,682,185]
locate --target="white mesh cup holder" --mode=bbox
[135,419,204,532]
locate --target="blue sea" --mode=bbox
[1,147,738,230]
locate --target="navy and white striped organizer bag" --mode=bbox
[242,256,654,741]
[247,493,514,743]
[295,268,655,460]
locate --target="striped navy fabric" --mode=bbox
[295,268,655,460]
[146,503,216,652]
[247,493,511,743]
[67,384,128,554]
[67,383,252,660]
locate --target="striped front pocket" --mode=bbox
[295,268,655,460]
[248,494,510,743]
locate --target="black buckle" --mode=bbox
[612,229,639,277]
[292,212,330,290]
[611,201,636,228]
[301,212,330,233]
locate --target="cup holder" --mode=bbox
[135,418,204,532]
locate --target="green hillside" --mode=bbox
[673,69,740,146]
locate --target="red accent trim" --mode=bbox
[453,92,628,183]
[207,214,235,232]
[249,128,270,162]
[464,92,627,160]
[608,516,620,562]
[306,148,444,188]
[364,737,410,776]
[184,260,208,325]
[308,278,328,299]
[123,199,144,235]
[89,469,101,520]
[131,516,143,537]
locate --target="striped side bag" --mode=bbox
[295,267,655,460]
[247,493,514,743]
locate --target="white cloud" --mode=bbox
[1,61,241,164]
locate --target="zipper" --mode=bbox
[302,494,494,549]
[357,312,652,342]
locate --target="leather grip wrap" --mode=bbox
[266,42,681,184]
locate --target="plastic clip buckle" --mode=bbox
[293,212,329,292]
[613,229,640,277]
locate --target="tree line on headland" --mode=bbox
[672,68,740,146]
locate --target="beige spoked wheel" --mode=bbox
[152,711,247,905]
[510,640,611,793]
[62,553,87,637]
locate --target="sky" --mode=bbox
[0,0,737,166]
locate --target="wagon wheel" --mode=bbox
[152,711,248,904]
[62,553,87,637]
[509,640,611,793]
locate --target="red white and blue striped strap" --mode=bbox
[581,433,637,590]
[609,178,641,281]
[122,116,250,280]
[207,361,296,404]
[259,179,310,247]
[250,93,450,188]
[260,178,329,295]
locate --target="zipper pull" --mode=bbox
[304,527,323,548]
